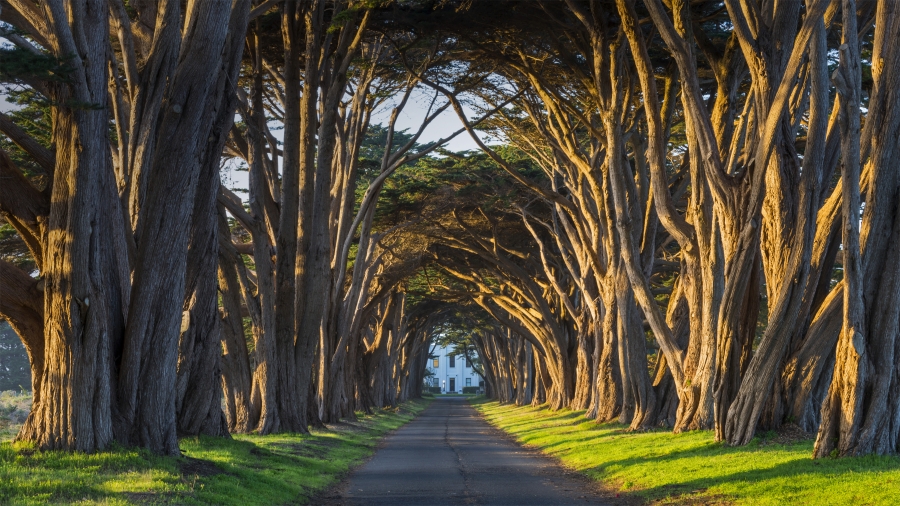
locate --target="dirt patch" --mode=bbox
[179,457,224,477]
[307,489,345,506]
[759,423,813,446]
[650,491,732,505]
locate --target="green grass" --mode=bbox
[471,398,900,505]
[1,398,430,505]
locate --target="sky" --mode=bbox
[221,86,488,196]
[372,87,483,153]
[0,44,487,199]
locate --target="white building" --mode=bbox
[425,344,483,393]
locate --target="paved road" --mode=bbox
[336,397,611,505]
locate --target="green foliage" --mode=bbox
[1,89,52,186]
[328,0,390,33]
[241,317,255,355]
[0,47,71,85]
[461,386,478,394]
[0,223,36,274]
[357,125,542,237]
[0,88,51,275]
[0,322,30,394]
[0,399,431,505]
[472,399,900,505]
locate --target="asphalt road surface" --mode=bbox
[334,396,612,505]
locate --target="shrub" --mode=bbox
[427,386,442,394]
[462,386,478,394]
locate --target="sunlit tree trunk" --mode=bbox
[14,0,127,453]
[816,0,900,457]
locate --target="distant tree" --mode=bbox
[0,321,30,393]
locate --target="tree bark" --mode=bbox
[816,0,900,456]
[19,0,127,453]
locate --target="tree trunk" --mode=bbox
[217,211,254,434]
[271,0,307,434]
[175,185,227,437]
[816,1,900,456]
[174,0,250,438]
[18,0,128,453]
[616,268,658,430]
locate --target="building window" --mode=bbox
[449,355,455,368]
[433,358,439,368]
[466,378,471,387]
[465,356,470,368]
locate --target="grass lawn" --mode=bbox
[1,397,430,505]
[471,397,900,505]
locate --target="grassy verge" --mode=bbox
[0,391,31,442]
[471,397,900,505]
[1,398,430,505]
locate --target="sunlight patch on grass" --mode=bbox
[471,398,900,505]
[1,399,430,505]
